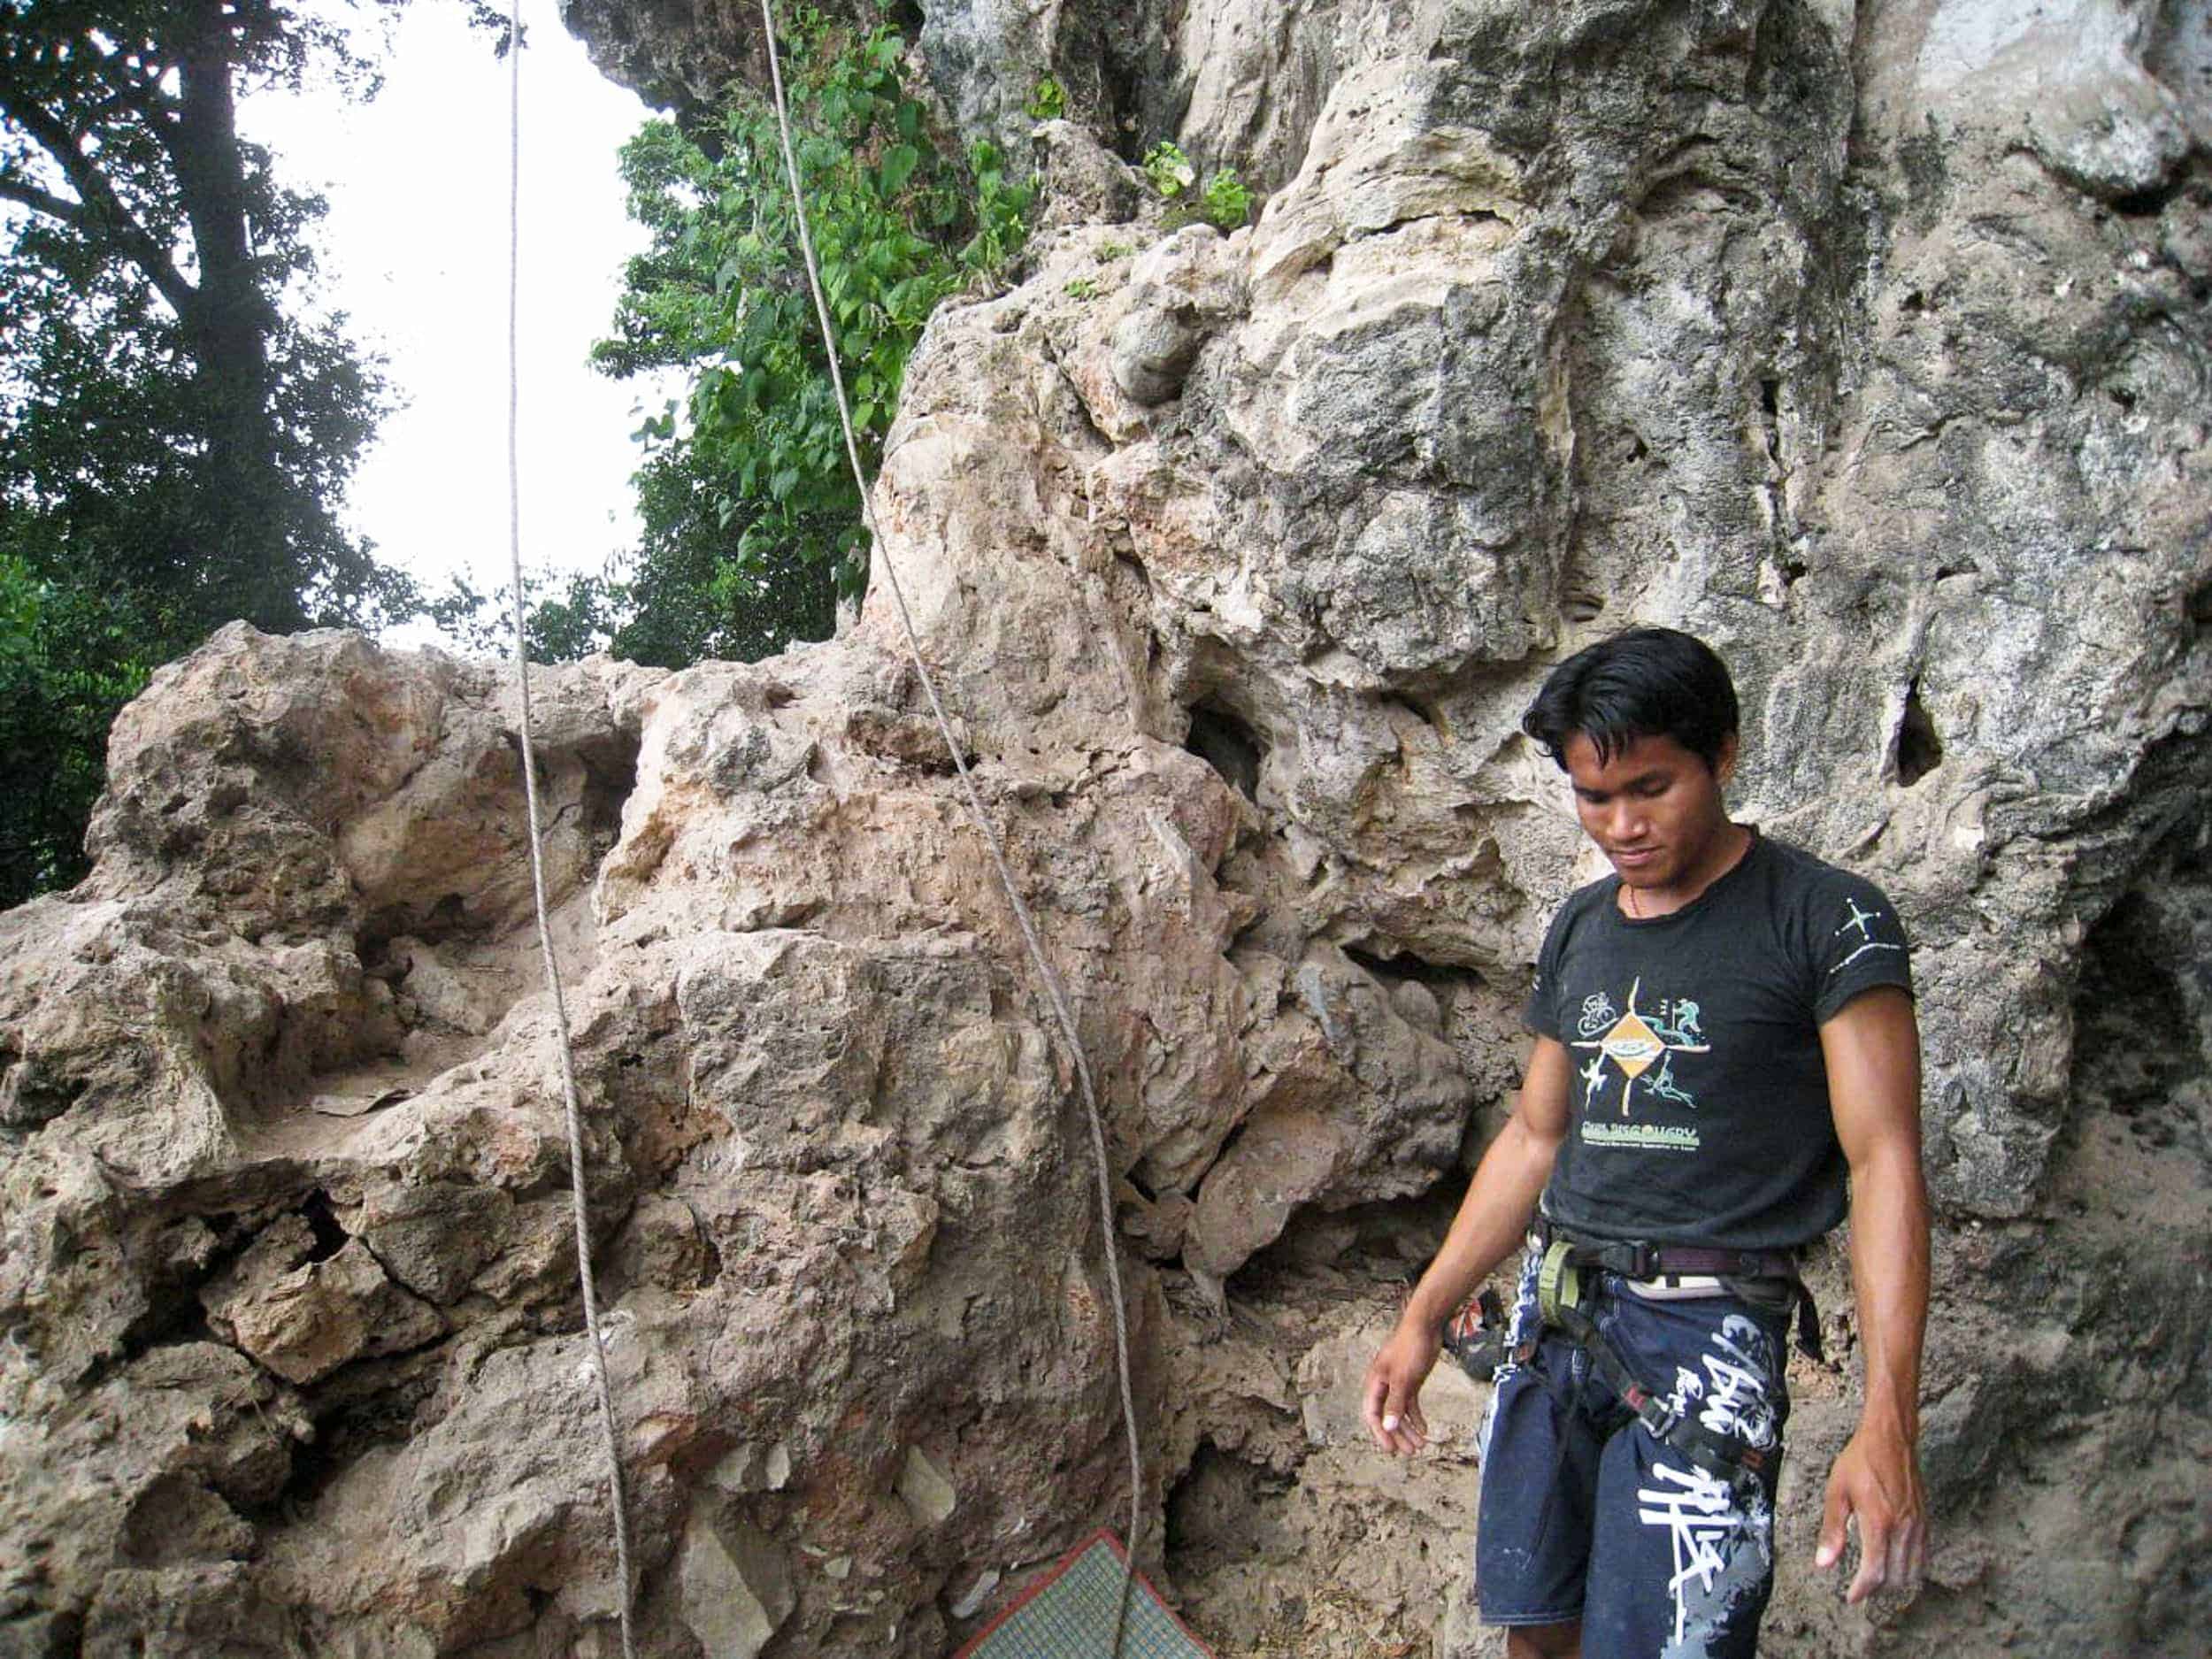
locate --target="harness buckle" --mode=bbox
[1623,1240,1660,1280]
[1536,1240,1583,1326]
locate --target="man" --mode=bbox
[1362,628,1930,1657]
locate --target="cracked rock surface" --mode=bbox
[4,1,2209,1655]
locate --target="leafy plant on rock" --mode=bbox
[1141,141,1197,202]
[1025,75,1065,122]
[1200,168,1253,231]
[589,5,1032,660]
[1141,139,1253,230]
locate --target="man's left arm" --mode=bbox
[1815,983,1932,1604]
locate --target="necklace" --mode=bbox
[1622,825,1754,919]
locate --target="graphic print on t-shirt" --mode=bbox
[1830,895,1906,979]
[1527,836,1916,1240]
[1569,975,1709,1141]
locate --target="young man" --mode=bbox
[1363,628,1930,1657]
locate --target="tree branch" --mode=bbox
[0,167,88,227]
[0,90,199,320]
[87,46,178,128]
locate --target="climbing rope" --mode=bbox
[503,12,639,1657]
[496,2,1141,1647]
[754,3,1145,1648]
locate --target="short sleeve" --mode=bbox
[1523,902,1572,1039]
[1809,873,1914,1023]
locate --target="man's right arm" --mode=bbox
[1361,1034,1574,1455]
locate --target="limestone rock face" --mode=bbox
[4,2,2210,1656]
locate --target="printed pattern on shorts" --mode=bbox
[1478,1267,1792,1655]
[1637,1312,1781,1655]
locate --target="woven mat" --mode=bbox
[953,1530,1215,1659]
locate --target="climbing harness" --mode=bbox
[503,12,639,1658]
[1505,1222,1818,1495]
[1527,1220,1823,1362]
[752,4,1146,1644]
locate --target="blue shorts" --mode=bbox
[1475,1247,1792,1656]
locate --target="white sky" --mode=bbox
[240,0,673,643]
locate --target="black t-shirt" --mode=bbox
[1522,830,1913,1252]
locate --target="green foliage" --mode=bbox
[592,5,1031,649]
[1200,168,1254,230]
[1141,140,1254,230]
[0,547,151,899]
[426,449,838,671]
[426,570,618,665]
[1064,275,1101,300]
[610,441,839,666]
[1141,141,1197,200]
[0,0,414,903]
[1025,76,1065,121]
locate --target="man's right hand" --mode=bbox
[1362,1319,1442,1455]
[1358,1037,1572,1460]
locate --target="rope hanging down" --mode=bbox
[503,14,640,1658]
[753,2,1146,1649]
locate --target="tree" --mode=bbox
[0,549,152,898]
[426,492,840,669]
[586,4,1029,666]
[0,0,426,902]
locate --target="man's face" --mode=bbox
[1562,730,1736,895]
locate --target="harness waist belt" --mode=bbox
[1533,1227,1800,1284]
[1531,1220,1824,1362]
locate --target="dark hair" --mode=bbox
[1520,627,1740,771]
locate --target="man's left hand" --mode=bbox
[1816,1424,1928,1604]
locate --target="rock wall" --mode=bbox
[3,1,2208,1655]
